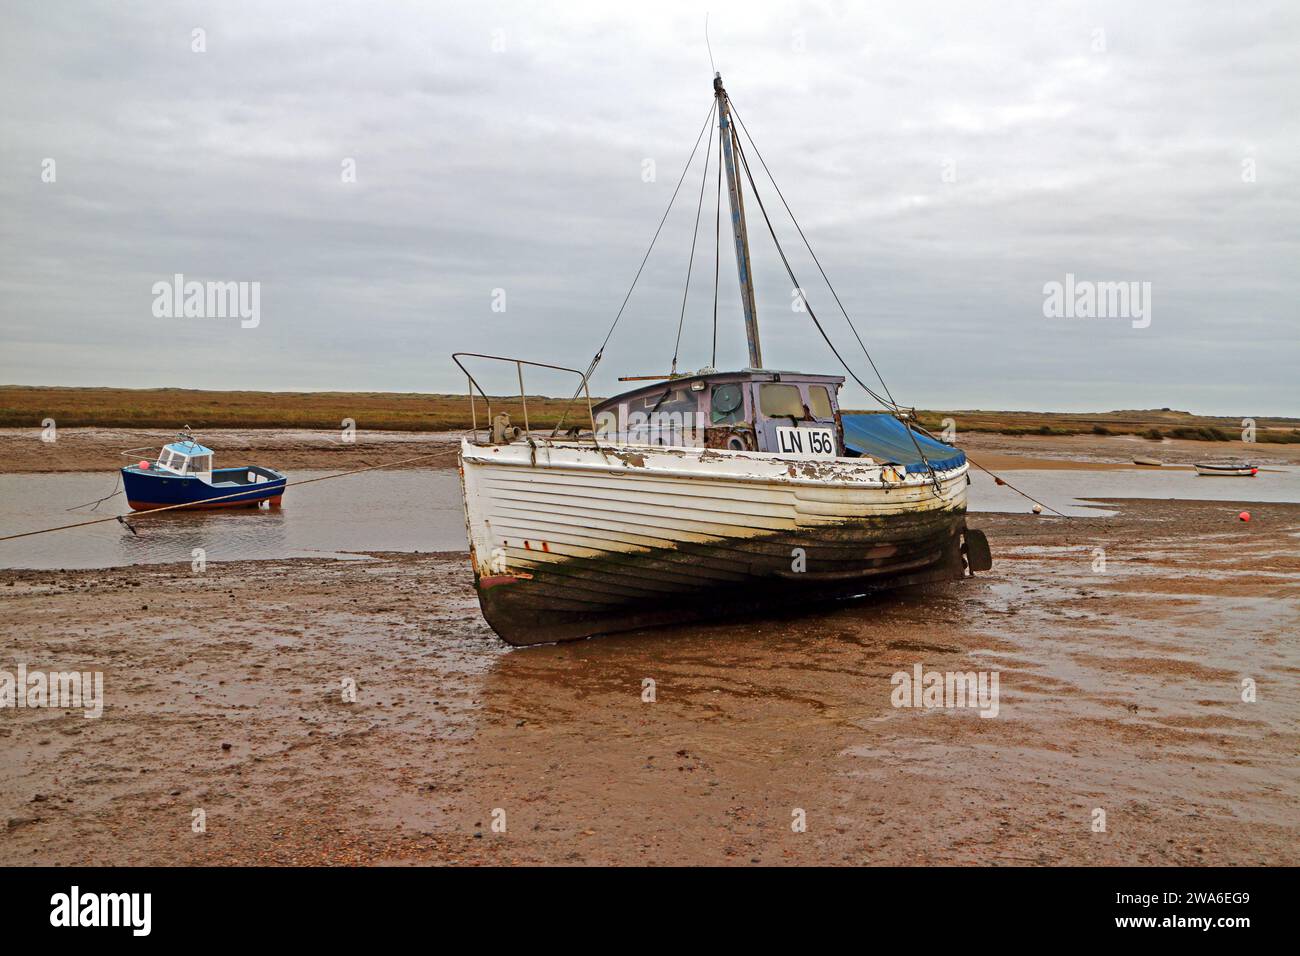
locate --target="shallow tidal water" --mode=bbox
[967,464,1300,516]
[1,465,1297,570]
[0,469,466,570]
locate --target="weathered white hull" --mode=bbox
[458,438,979,645]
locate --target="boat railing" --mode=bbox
[451,352,598,444]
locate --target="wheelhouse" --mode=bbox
[592,369,846,455]
[154,441,214,481]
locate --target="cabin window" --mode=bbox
[808,386,834,420]
[710,384,744,424]
[759,383,805,419]
[190,455,211,473]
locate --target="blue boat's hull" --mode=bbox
[121,466,287,511]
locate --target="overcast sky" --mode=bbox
[1,0,1296,414]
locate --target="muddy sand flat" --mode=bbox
[1,499,1296,865]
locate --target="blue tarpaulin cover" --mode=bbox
[841,414,966,473]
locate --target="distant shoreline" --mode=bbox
[2,385,1297,438]
[2,424,1299,475]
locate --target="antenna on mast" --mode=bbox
[705,14,716,74]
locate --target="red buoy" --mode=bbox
[138,460,150,469]
[1239,511,1250,522]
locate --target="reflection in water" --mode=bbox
[2,465,1297,570]
[116,508,290,567]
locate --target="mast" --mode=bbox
[713,73,762,369]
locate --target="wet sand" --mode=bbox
[2,498,1296,866]
[4,426,1298,474]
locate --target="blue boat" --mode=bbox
[121,433,287,511]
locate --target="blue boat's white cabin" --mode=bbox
[154,441,214,482]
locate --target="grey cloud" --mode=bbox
[0,0,1296,413]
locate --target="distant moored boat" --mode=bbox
[1193,460,1257,477]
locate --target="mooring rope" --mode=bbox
[0,451,449,544]
[64,472,123,512]
[965,457,1070,518]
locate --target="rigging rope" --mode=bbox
[671,100,717,375]
[726,120,943,493]
[550,100,718,434]
[548,91,1068,518]
[729,100,904,412]
[730,105,1068,517]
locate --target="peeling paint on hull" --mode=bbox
[459,439,974,645]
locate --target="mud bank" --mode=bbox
[5,427,1299,475]
[0,428,463,474]
[1,500,1297,865]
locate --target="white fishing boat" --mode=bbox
[1194,460,1258,476]
[456,72,991,645]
